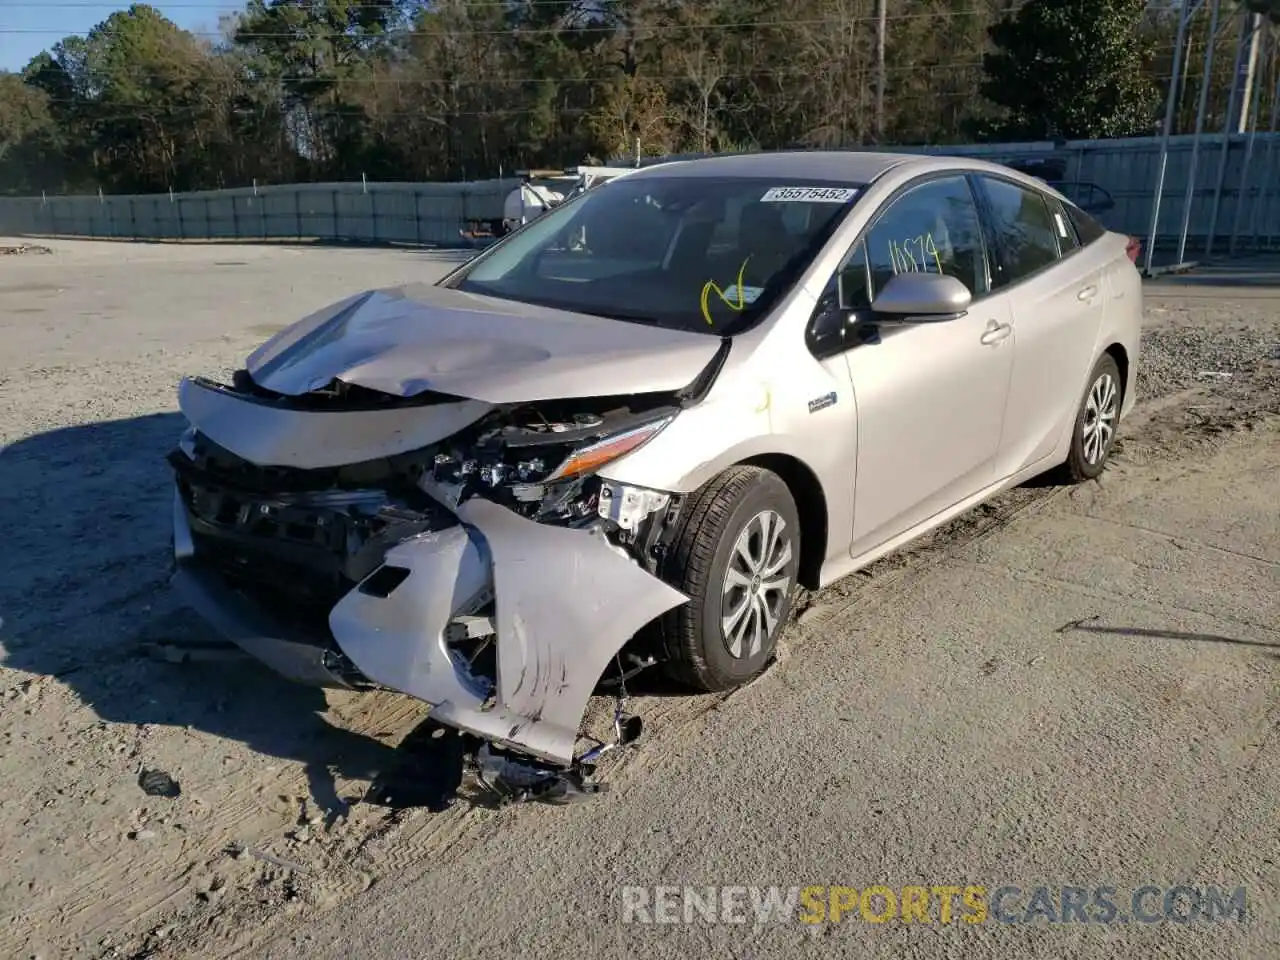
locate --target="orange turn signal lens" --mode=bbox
[544,417,673,482]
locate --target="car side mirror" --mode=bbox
[869,273,971,324]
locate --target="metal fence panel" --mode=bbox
[887,133,1280,248]
[3,140,1278,251]
[0,179,520,247]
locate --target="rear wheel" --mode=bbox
[659,466,800,691]
[1063,353,1122,481]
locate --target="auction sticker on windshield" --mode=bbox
[761,186,858,203]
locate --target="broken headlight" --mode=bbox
[426,411,675,521]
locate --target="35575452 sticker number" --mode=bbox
[761,186,858,203]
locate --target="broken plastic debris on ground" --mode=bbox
[362,688,644,811]
[138,768,181,799]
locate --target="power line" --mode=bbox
[0,8,1067,40]
[5,1,1000,14]
[25,97,977,125]
[25,54,1195,109]
[32,61,994,99]
[5,28,1188,63]
[28,70,1191,124]
[8,0,449,5]
[13,41,1191,87]
[18,60,1192,101]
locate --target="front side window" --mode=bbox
[862,175,988,299]
[977,177,1063,286]
[449,175,865,335]
[807,175,987,355]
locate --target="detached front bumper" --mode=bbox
[171,485,687,767]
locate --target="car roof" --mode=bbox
[622,150,925,183]
[620,149,1070,197]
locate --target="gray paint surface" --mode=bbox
[244,283,723,402]
[455,497,688,749]
[177,376,494,469]
[324,500,688,765]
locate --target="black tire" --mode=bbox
[658,465,801,692]
[1063,352,1122,482]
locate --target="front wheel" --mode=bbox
[659,466,801,692]
[1063,353,1122,481]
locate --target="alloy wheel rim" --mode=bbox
[720,509,794,659]
[1082,372,1118,465]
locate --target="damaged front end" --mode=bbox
[169,371,693,803]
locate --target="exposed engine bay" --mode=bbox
[169,371,695,806]
[173,374,683,584]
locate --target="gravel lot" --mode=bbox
[0,239,1277,960]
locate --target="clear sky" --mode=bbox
[0,1,233,72]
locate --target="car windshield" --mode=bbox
[448,174,865,334]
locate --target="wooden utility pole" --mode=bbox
[1237,12,1263,134]
[875,0,887,142]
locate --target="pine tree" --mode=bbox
[971,0,1163,141]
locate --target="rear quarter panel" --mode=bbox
[1100,235,1144,419]
[1034,232,1142,467]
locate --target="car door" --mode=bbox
[973,175,1109,478]
[809,174,1016,559]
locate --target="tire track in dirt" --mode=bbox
[5,695,434,958]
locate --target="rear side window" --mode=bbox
[976,176,1062,287]
[1063,202,1107,246]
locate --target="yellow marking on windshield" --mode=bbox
[700,256,752,326]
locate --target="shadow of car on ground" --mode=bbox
[0,412,404,815]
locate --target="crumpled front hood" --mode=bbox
[245,282,723,403]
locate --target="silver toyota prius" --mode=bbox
[169,150,1141,799]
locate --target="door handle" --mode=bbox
[980,320,1012,345]
[1077,285,1099,301]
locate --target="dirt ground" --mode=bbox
[0,239,1277,960]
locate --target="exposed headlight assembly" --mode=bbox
[543,415,673,482]
[424,410,675,522]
